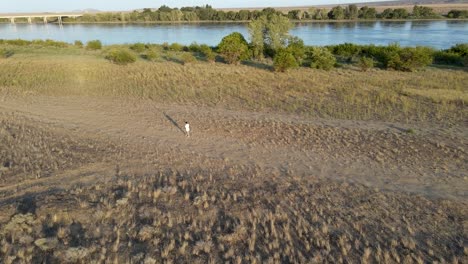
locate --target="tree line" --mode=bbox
[58,5,467,23]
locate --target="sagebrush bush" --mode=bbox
[0,48,14,58]
[130,43,146,53]
[307,47,336,70]
[357,56,375,71]
[169,43,184,52]
[74,40,83,48]
[105,49,137,65]
[181,53,197,65]
[145,49,158,61]
[86,40,102,50]
[200,44,215,63]
[273,49,299,72]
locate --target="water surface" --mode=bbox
[1,20,467,49]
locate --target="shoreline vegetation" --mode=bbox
[1,4,467,24]
[2,17,468,25]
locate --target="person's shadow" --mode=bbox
[163,112,184,134]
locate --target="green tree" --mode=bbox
[359,6,377,19]
[380,8,394,19]
[412,5,437,18]
[273,48,299,72]
[217,32,249,64]
[248,14,293,57]
[287,36,306,64]
[328,6,345,20]
[248,16,267,59]
[345,5,359,20]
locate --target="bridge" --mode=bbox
[0,13,83,24]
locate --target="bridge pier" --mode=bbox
[43,17,47,23]
[10,17,14,24]
[28,17,32,24]
[58,16,62,24]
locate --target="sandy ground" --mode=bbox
[1,95,466,201]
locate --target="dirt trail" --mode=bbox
[1,95,466,201]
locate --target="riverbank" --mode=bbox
[2,18,468,25]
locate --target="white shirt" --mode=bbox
[185,123,190,132]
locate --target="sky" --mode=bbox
[1,0,387,13]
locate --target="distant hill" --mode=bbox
[71,8,101,14]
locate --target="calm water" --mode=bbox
[1,20,467,49]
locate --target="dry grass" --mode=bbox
[0,112,465,263]
[0,45,467,125]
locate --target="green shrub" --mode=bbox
[6,39,30,46]
[43,39,68,48]
[357,56,375,71]
[307,47,336,70]
[74,40,83,47]
[387,46,434,71]
[0,48,14,58]
[433,51,463,66]
[169,43,184,52]
[287,36,306,64]
[162,42,170,50]
[86,40,102,50]
[200,44,215,63]
[189,42,201,52]
[330,43,362,57]
[105,49,137,65]
[217,32,249,64]
[181,53,197,65]
[130,43,146,53]
[447,43,468,57]
[273,48,299,72]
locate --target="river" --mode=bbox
[1,20,467,49]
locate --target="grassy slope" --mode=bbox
[0,45,467,125]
